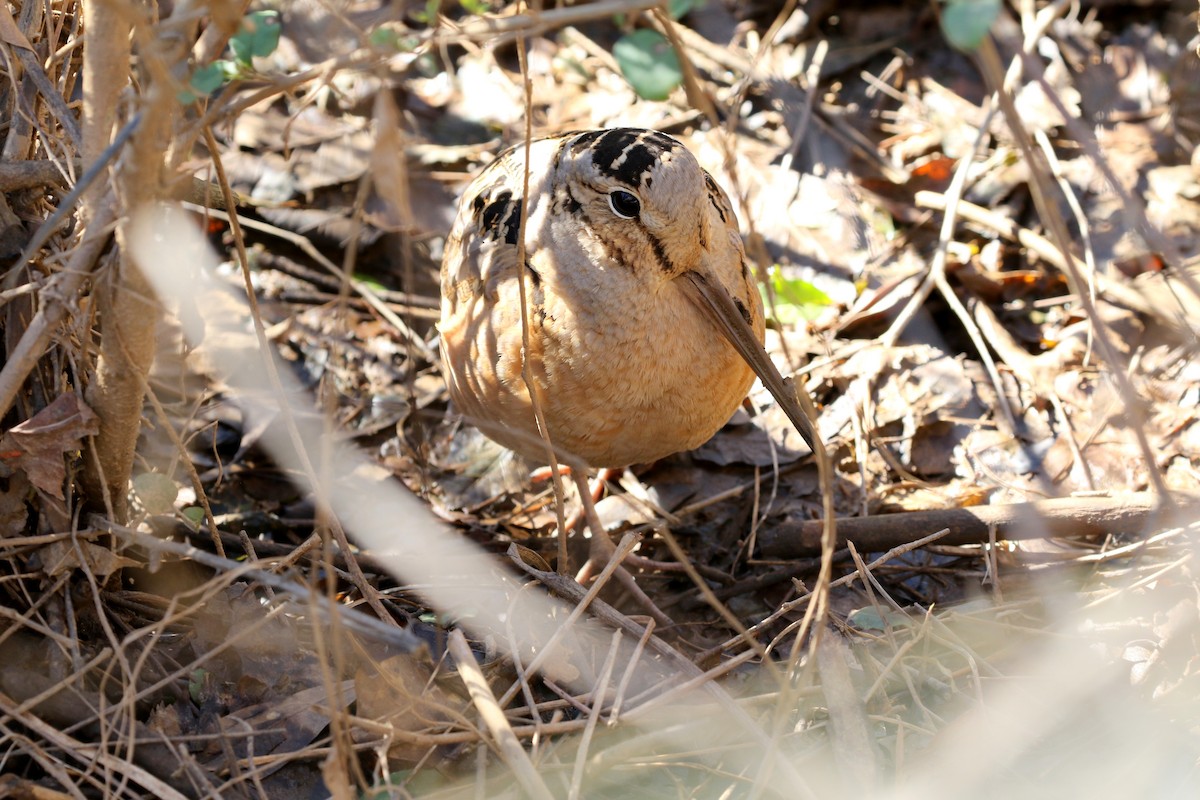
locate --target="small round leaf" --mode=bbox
[761,268,833,325]
[132,472,179,515]
[189,62,227,96]
[613,29,683,102]
[940,0,1000,52]
[230,10,282,66]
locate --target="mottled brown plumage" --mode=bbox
[440,128,815,468]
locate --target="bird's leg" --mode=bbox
[568,468,674,628]
[570,468,610,579]
[560,466,617,535]
[575,470,708,575]
[533,464,611,534]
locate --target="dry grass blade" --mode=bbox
[448,629,556,800]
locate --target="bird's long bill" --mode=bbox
[679,270,818,453]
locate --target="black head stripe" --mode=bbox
[704,173,728,224]
[645,231,673,274]
[570,128,681,187]
[559,183,582,216]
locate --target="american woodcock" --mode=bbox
[439,128,817,468]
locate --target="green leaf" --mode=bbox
[189,62,227,96]
[179,507,207,532]
[459,0,491,14]
[180,58,243,103]
[848,606,914,632]
[132,472,179,515]
[413,0,440,24]
[761,268,833,325]
[940,0,1000,51]
[352,273,388,293]
[612,29,682,101]
[369,26,418,53]
[188,668,208,704]
[230,10,281,67]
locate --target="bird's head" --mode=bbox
[550,128,742,284]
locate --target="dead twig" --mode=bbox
[757,491,1198,558]
[448,629,557,800]
[0,159,73,190]
[450,0,664,43]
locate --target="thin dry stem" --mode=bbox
[449,629,557,800]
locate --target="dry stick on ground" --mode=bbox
[503,582,559,737]
[0,107,142,416]
[1022,30,1200,308]
[351,711,589,746]
[876,97,1019,437]
[368,92,438,369]
[672,9,903,185]
[0,691,188,800]
[693,527,945,665]
[755,490,1199,559]
[498,534,643,709]
[0,159,73,191]
[568,630,623,800]
[106,524,427,654]
[0,194,113,415]
[192,50,382,133]
[448,629,557,800]
[656,525,779,675]
[1023,129,1107,493]
[816,632,879,794]
[1,611,270,796]
[137,365,224,556]
[764,533,959,664]
[970,299,1098,491]
[863,0,1073,432]
[6,12,81,152]
[678,552,830,610]
[510,547,821,787]
[450,0,663,43]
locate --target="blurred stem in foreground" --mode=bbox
[79,1,197,522]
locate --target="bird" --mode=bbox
[439,127,817,471]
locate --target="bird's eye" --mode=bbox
[608,190,640,219]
